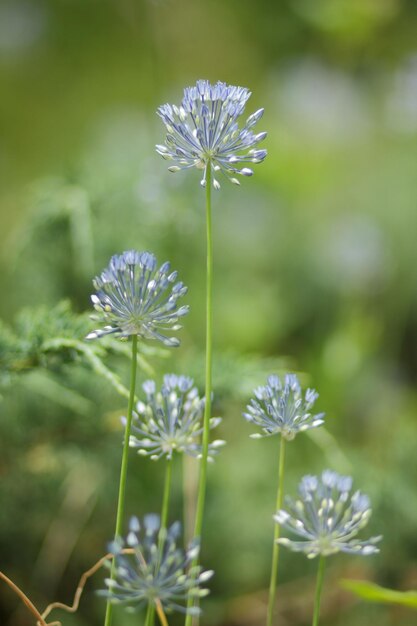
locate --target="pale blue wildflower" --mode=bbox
[86,251,189,346]
[275,470,382,558]
[128,374,225,460]
[244,374,325,441]
[100,515,213,615]
[156,79,267,189]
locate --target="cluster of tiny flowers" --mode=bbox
[86,251,189,346]
[244,374,325,441]
[156,79,267,189]
[274,470,382,559]
[100,515,213,614]
[128,374,225,460]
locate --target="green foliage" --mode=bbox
[0,300,165,399]
[0,301,89,370]
[342,580,417,610]
[1,3,417,625]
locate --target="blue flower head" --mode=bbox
[275,470,382,559]
[128,374,225,460]
[100,515,213,615]
[86,251,189,346]
[156,80,267,189]
[244,374,325,441]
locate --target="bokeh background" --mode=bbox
[1,1,417,625]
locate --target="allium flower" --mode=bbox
[274,470,382,559]
[128,374,225,460]
[86,251,189,346]
[156,79,267,189]
[100,515,213,614]
[244,374,325,441]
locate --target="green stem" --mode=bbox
[104,335,138,626]
[149,458,174,626]
[184,164,213,626]
[145,603,153,626]
[194,163,213,536]
[312,557,326,626]
[148,605,156,626]
[266,436,286,626]
[160,457,173,537]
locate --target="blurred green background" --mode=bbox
[1,1,417,625]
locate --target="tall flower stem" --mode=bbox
[312,556,326,626]
[266,436,286,626]
[195,161,213,539]
[184,164,213,626]
[145,602,153,626]
[149,458,174,626]
[160,457,173,535]
[104,335,138,626]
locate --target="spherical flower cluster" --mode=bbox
[274,470,382,559]
[86,250,189,347]
[156,79,267,189]
[128,374,225,460]
[100,515,213,614]
[244,374,325,441]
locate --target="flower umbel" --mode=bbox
[244,374,325,441]
[156,79,267,189]
[100,515,213,615]
[275,470,382,559]
[86,250,189,346]
[128,374,225,460]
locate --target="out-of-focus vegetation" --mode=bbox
[342,579,417,609]
[1,1,417,625]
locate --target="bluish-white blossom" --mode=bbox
[100,515,213,615]
[244,374,325,441]
[274,470,382,559]
[128,374,225,460]
[86,250,188,346]
[156,80,267,189]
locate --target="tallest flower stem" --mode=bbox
[195,162,213,540]
[185,164,213,626]
[104,335,138,626]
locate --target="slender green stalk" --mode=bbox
[182,453,198,544]
[149,458,174,626]
[104,335,138,626]
[160,457,173,535]
[312,557,326,626]
[149,601,156,626]
[266,436,286,626]
[145,602,153,626]
[184,164,213,626]
[191,163,213,539]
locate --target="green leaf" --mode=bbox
[341,579,417,609]
[22,370,93,416]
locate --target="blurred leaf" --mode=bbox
[342,579,417,609]
[22,370,93,416]
[0,300,167,398]
[306,426,352,472]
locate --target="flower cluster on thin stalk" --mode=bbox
[275,470,382,559]
[86,250,189,347]
[244,373,325,441]
[156,79,267,189]
[100,515,213,615]
[244,374,326,626]
[86,250,190,626]
[128,374,225,461]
